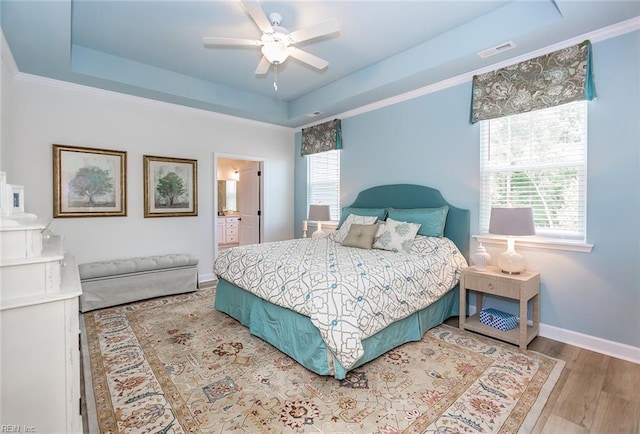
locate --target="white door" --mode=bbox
[238,161,261,245]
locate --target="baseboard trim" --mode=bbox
[539,323,640,365]
[198,273,217,285]
[468,304,639,364]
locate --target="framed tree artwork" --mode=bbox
[143,155,198,217]
[53,144,127,217]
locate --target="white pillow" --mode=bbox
[330,214,378,243]
[373,218,421,253]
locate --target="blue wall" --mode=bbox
[295,31,640,348]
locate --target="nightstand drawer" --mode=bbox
[463,275,519,297]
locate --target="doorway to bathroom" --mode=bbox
[216,156,263,254]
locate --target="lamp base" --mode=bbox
[496,238,527,275]
[311,221,325,239]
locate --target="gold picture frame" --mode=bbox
[143,155,198,217]
[53,144,127,217]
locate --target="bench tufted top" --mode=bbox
[79,254,199,279]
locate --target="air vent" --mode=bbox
[477,41,517,59]
[306,111,323,117]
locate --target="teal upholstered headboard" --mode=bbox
[346,184,470,260]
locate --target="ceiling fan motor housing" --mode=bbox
[268,12,283,26]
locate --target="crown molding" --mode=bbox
[10,69,294,132]
[301,16,640,130]
[16,71,294,132]
[4,14,638,132]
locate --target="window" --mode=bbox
[480,101,587,241]
[307,150,340,221]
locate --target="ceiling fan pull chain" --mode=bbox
[273,63,278,91]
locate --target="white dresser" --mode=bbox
[218,216,240,245]
[0,217,83,433]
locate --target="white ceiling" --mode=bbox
[2,0,639,127]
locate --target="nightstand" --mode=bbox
[459,265,540,350]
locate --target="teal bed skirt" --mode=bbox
[215,278,459,379]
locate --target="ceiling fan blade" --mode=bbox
[255,56,271,75]
[289,48,329,70]
[289,18,340,43]
[202,37,262,48]
[241,0,274,34]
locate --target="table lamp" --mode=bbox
[489,207,535,274]
[308,205,331,238]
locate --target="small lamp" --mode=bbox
[308,205,331,239]
[489,207,535,274]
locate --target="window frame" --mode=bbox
[307,149,340,222]
[477,101,593,253]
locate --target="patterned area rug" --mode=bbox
[83,288,563,433]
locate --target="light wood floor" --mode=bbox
[445,317,640,433]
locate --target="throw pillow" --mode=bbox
[337,207,387,228]
[373,218,421,253]
[330,214,378,243]
[387,206,449,237]
[342,223,379,249]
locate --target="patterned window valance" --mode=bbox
[301,119,343,156]
[470,40,596,123]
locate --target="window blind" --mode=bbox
[307,150,340,221]
[480,101,587,240]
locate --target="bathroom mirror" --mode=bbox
[218,180,237,213]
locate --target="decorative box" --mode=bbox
[479,308,517,331]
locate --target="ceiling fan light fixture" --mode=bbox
[261,42,291,64]
[202,2,338,81]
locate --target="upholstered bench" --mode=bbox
[79,254,199,312]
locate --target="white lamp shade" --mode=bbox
[489,207,535,236]
[308,204,330,222]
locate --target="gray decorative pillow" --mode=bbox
[342,224,379,249]
[373,218,422,253]
[329,214,378,243]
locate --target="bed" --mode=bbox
[213,184,470,379]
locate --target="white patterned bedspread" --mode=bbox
[213,235,468,369]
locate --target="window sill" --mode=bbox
[474,234,593,253]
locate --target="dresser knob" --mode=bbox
[488,283,494,289]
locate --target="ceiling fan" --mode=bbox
[202,0,340,89]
